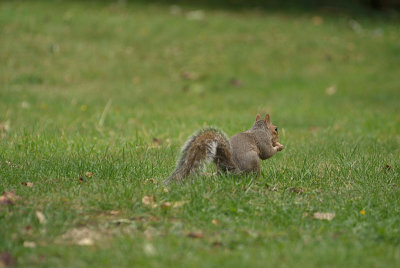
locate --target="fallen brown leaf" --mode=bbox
[325,85,337,96]
[109,210,120,216]
[313,212,335,221]
[161,202,172,209]
[0,191,21,206]
[21,182,33,187]
[152,138,162,147]
[384,164,392,171]
[0,251,17,267]
[85,172,94,177]
[142,195,157,208]
[23,241,36,248]
[35,211,47,224]
[187,231,204,239]
[181,71,199,80]
[161,200,188,210]
[77,238,93,246]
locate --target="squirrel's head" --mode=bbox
[254,113,279,146]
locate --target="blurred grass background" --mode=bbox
[1,0,400,267]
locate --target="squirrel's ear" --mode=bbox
[256,114,261,121]
[265,114,270,123]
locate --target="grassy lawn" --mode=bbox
[1,0,400,267]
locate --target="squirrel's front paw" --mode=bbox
[276,142,284,151]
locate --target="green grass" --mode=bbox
[1,0,400,267]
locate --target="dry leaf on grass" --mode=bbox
[384,164,392,172]
[161,200,188,210]
[313,212,335,221]
[152,138,162,147]
[77,238,94,246]
[325,85,337,96]
[21,182,33,187]
[187,231,204,239]
[109,210,120,216]
[142,195,157,208]
[0,191,21,206]
[35,211,47,224]
[160,202,172,209]
[84,172,94,177]
[181,71,200,80]
[23,241,36,248]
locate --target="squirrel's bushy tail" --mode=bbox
[166,128,238,183]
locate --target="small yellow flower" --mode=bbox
[80,105,87,111]
[360,210,366,215]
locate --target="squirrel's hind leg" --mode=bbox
[214,146,239,175]
[237,151,260,176]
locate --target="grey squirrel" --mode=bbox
[166,114,284,183]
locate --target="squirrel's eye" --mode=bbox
[274,127,278,132]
